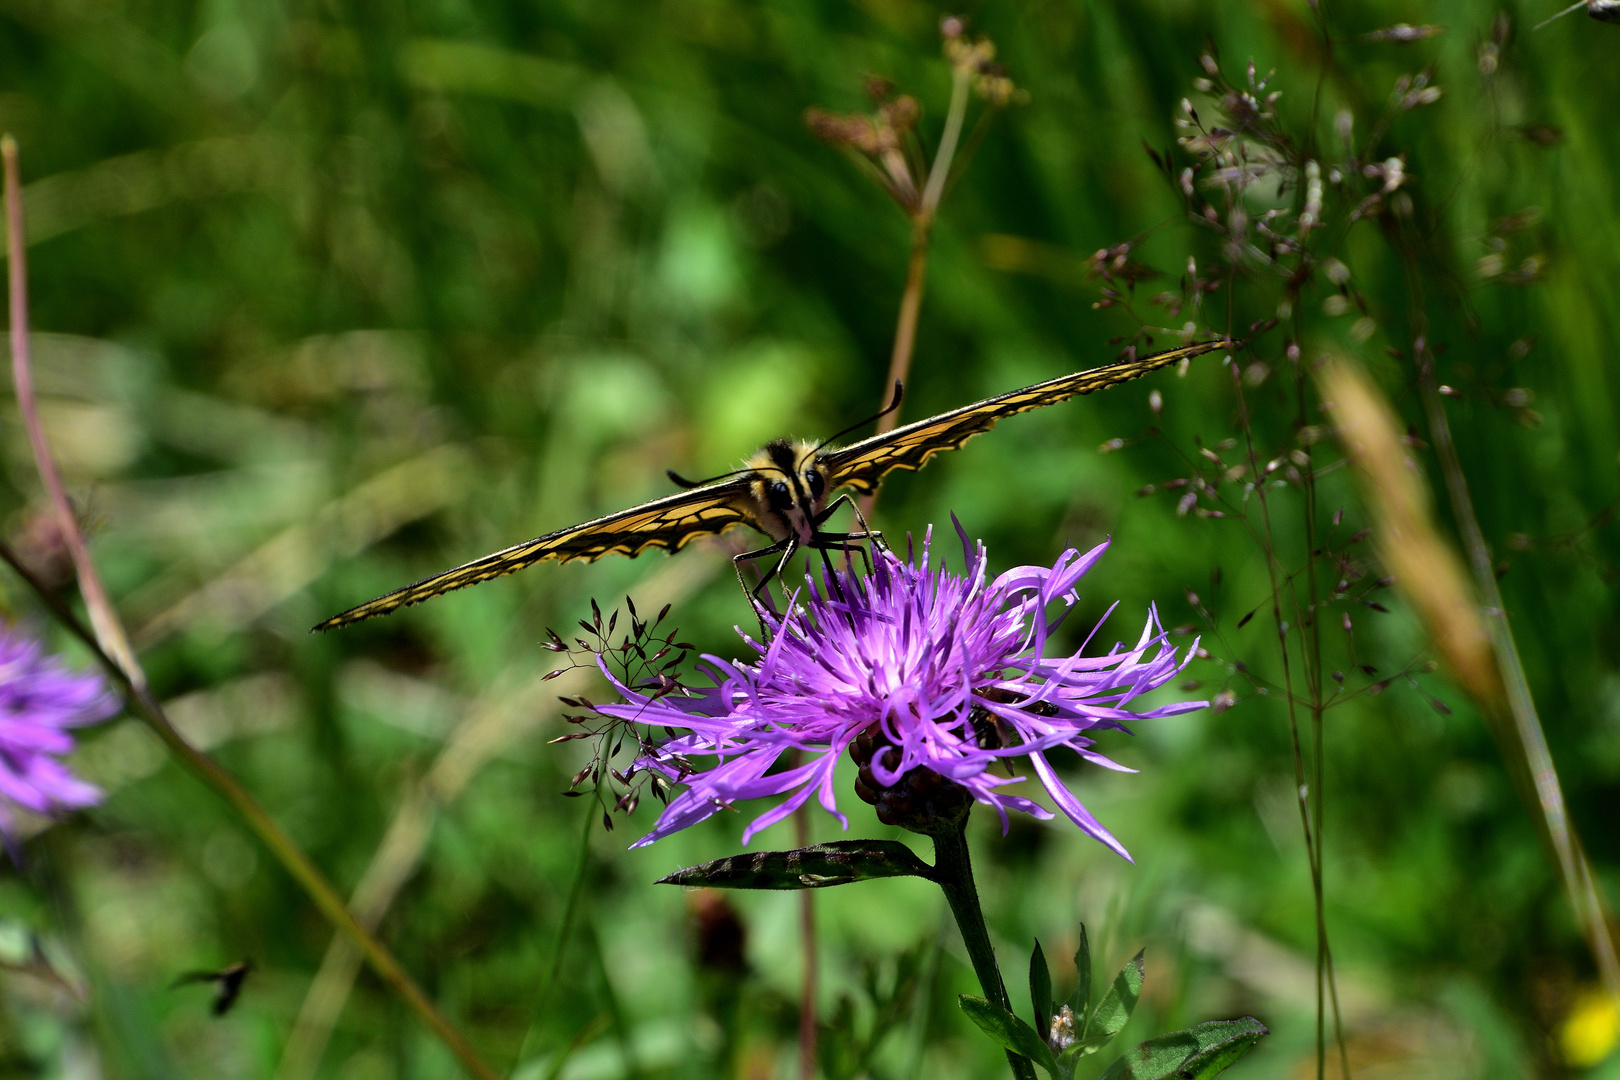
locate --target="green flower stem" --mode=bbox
[931,821,1038,1080]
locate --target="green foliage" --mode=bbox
[0,0,1612,1076]
[959,995,1062,1076]
[1096,1019,1271,1080]
[961,929,1265,1080]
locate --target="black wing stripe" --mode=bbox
[313,479,754,631]
[825,340,1230,495]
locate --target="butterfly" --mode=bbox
[313,338,1232,631]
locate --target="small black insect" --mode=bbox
[171,959,254,1016]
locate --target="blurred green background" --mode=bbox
[0,0,1615,1077]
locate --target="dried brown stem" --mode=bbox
[862,66,972,519]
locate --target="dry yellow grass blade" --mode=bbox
[1318,353,1620,1008]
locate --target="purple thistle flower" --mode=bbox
[601,519,1205,861]
[0,623,116,839]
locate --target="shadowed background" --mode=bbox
[0,0,1615,1077]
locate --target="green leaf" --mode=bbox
[1069,924,1092,1019]
[957,995,1060,1077]
[655,840,934,890]
[1096,1017,1269,1080]
[1030,938,1053,1039]
[1084,949,1145,1044]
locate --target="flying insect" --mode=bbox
[313,338,1232,632]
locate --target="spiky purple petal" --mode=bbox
[601,521,1204,859]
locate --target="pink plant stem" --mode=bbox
[1,135,501,1080]
[3,137,144,690]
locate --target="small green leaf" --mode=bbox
[1069,924,1092,1019]
[655,840,934,890]
[1085,949,1145,1044]
[958,995,1060,1077]
[1096,1017,1269,1080]
[1030,938,1053,1039]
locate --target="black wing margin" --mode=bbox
[313,478,756,631]
[824,339,1232,496]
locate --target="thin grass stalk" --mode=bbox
[1321,352,1620,1009]
[585,915,643,1080]
[1,136,499,1080]
[1226,357,1331,1080]
[1411,347,1620,1005]
[1391,239,1620,1004]
[535,802,596,1023]
[275,781,437,1080]
[1291,332,1355,1080]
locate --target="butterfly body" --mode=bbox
[743,439,831,546]
[313,338,1231,632]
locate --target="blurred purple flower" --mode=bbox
[0,624,115,839]
[602,520,1204,860]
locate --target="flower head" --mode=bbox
[601,520,1203,859]
[0,624,116,841]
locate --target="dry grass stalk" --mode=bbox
[1319,353,1620,1008]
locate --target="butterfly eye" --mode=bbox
[767,481,793,509]
[804,470,825,499]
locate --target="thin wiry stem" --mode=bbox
[1291,320,1354,1080]
[1411,336,1620,1005]
[3,137,142,690]
[1393,232,1620,1002]
[869,66,973,449]
[1227,357,1329,1080]
[585,915,643,1080]
[0,135,499,1080]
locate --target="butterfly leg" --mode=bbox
[755,537,802,600]
[733,539,790,617]
[808,532,874,574]
[841,496,888,555]
[810,495,885,574]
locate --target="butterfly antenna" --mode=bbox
[812,381,905,454]
[666,465,757,489]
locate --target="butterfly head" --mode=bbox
[747,439,830,544]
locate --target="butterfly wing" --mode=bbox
[313,478,757,631]
[824,340,1230,495]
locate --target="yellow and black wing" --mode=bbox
[313,477,757,631]
[824,339,1231,495]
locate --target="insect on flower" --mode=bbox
[594,521,1206,860]
[313,340,1231,631]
